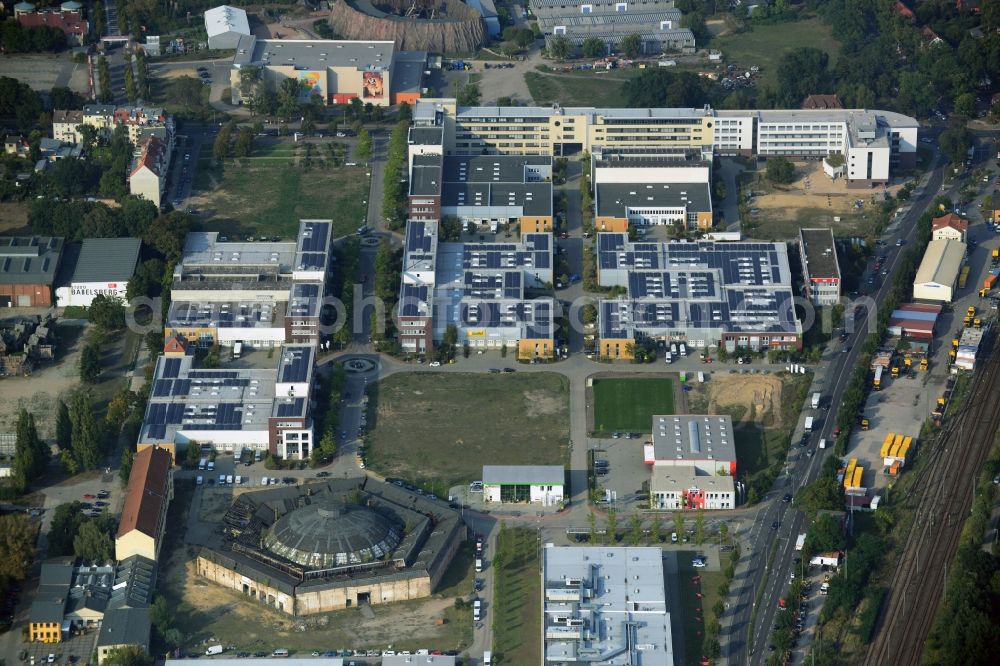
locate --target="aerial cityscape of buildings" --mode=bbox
[1,2,998,664]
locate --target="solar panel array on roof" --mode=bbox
[162,358,181,378]
[398,283,429,316]
[278,347,314,383]
[274,398,306,417]
[463,271,522,299]
[298,222,330,252]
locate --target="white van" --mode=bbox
[475,558,483,572]
[483,650,492,665]
[226,475,234,485]
[207,460,215,471]
[198,458,207,470]
[196,476,204,485]
[473,599,482,621]
[818,439,827,449]
[218,474,226,485]
[679,342,687,356]
[261,476,269,486]
[665,351,673,363]
[234,475,242,485]
[670,343,678,355]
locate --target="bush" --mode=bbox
[765,156,796,184]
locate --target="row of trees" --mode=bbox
[0,514,36,598]
[8,409,49,495]
[381,120,410,229]
[0,20,66,53]
[370,239,402,354]
[212,121,255,162]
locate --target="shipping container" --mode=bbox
[880,433,895,458]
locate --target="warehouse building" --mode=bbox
[887,303,941,341]
[95,555,155,664]
[116,446,173,562]
[196,477,465,616]
[0,236,63,307]
[204,5,251,50]
[596,234,801,358]
[543,545,673,666]
[410,154,554,233]
[230,36,426,107]
[645,414,737,510]
[798,228,841,306]
[913,238,966,303]
[482,465,565,505]
[591,148,713,232]
[414,100,919,186]
[397,220,555,358]
[531,0,694,56]
[136,344,316,460]
[55,237,141,308]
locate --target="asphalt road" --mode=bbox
[734,141,947,664]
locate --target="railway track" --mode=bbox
[863,337,1000,666]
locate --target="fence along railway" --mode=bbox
[862,335,1000,666]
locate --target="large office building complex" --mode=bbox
[530,0,695,56]
[591,147,714,231]
[166,220,331,349]
[413,100,918,187]
[397,219,555,358]
[543,545,674,665]
[595,234,802,358]
[230,36,426,107]
[409,153,554,234]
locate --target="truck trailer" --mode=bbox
[804,416,814,432]
[811,392,821,409]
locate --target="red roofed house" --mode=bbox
[893,1,916,21]
[127,136,168,209]
[802,95,843,110]
[163,334,190,357]
[14,2,89,46]
[116,445,173,562]
[921,26,945,46]
[931,213,968,243]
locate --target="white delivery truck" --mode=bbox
[819,438,827,449]
[795,533,806,551]
[233,341,242,358]
[804,416,814,432]
[205,645,224,656]
[812,392,821,409]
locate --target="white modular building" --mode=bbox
[205,5,251,50]
[483,465,565,505]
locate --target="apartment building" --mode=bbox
[128,136,170,209]
[53,105,175,146]
[414,100,919,186]
[116,446,173,562]
[595,234,802,357]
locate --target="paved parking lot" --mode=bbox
[0,54,89,94]
[591,437,651,508]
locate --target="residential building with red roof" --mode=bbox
[128,136,169,209]
[14,2,89,46]
[931,213,969,243]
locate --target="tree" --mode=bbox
[80,342,102,383]
[48,502,86,556]
[212,123,232,163]
[953,92,976,118]
[119,446,135,485]
[356,127,372,160]
[939,122,973,164]
[628,514,644,545]
[694,510,705,545]
[277,77,301,118]
[70,391,103,471]
[89,294,126,330]
[766,156,796,184]
[92,1,105,40]
[97,56,111,103]
[50,86,83,110]
[605,508,618,544]
[548,35,570,60]
[300,116,316,137]
[650,515,663,543]
[586,510,599,544]
[74,520,113,561]
[105,389,135,432]
[126,258,165,300]
[135,49,149,100]
[621,33,642,58]
[499,41,521,58]
[624,69,710,108]
[582,37,606,58]
[673,510,684,540]
[456,83,481,106]
[123,57,136,104]
[775,47,830,108]
[0,514,35,584]
[101,646,153,666]
[233,127,253,158]
[12,409,46,492]
[55,400,72,452]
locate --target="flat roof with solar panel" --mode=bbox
[596,233,800,342]
[167,300,288,330]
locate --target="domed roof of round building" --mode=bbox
[263,498,401,568]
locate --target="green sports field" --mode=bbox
[592,377,675,433]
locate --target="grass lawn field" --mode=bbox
[711,16,839,89]
[592,377,674,433]
[525,70,638,107]
[675,551,725,666]
[492,526,541,665]
[366,372,570,495]
[190,159,369,240]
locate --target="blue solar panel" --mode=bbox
[162,358,181,379]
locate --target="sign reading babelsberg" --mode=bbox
[61,282,127,307]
